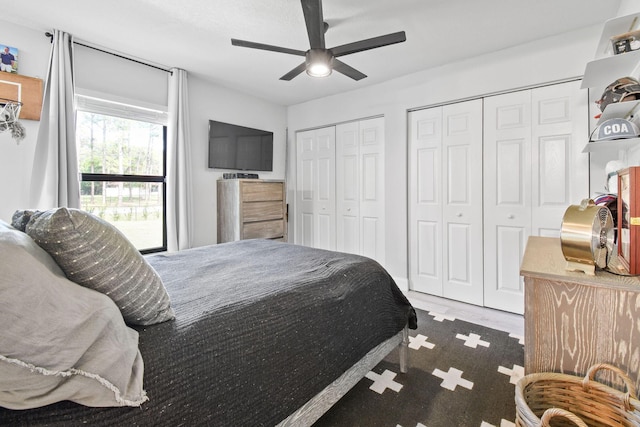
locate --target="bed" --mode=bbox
[0,208,416,426]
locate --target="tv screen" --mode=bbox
[208,120,273,171]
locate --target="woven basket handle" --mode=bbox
[540,408,588,427]
[582,363,637,410]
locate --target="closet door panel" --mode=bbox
[358,117,385,264]
[484,90,532,314]
[317,213,333,250]
[483,80,587,314]
[417,220,440,280]
[409,108,443,295]
[295,127,336,250]
[495,226,527,292]
[362,216,379,260]
[496,139,526,205]
[447,223,470,283]
[532,81,589,238]
[336,122,360,254]
[296,130,317,247]
[442,100,484,305]
[300,212,314,247]
[335,117,385,264]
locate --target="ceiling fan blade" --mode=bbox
[301,0,325,49]
[333,59,367,81]
[231,39,306,56]
[280,62,308,81]
[331,31,406,57]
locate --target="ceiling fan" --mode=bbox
[231,0,406,81]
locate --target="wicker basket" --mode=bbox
[515,363,640,426]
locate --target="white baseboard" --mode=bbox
[393,276,409,293]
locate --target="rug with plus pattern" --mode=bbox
[312,308,525,427]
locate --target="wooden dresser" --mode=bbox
[520,236,640,391]
[217,179,286,243]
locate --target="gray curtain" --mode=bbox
[166,68,192,251]
[29,30,80,209]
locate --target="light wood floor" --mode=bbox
[406,291,524,337]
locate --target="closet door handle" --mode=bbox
[508,214,515,219]
[456,212,463,217]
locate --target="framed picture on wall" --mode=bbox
[0,44,18,74]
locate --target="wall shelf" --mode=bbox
[581,13,640,89]
[593,13,640,58]
[582,137,640,153]
[596,100,640,124]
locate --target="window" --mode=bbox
[75,95,167,253]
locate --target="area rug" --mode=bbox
[312,308,525,427]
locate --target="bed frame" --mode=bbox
[278,326,410,426]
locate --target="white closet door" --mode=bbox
[357,117,385,263]
[531,81,589,238]
[483,90,532,314]
[336,121,361,255]
[409,101,483,303]
[295,126,336,250]
[483,80,588,314]
[409,107,444,295]
[336,117,385,264]
[441,100,484,305]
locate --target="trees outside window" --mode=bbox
[76,110,166,253]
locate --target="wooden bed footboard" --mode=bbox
[277,326,410,427]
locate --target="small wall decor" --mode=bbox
[0,44,18,74]
[0,73,43,120]
[0,98,25,142]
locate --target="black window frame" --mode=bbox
[79,126,168,254]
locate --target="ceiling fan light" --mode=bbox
[307,62,331,77]
[305,49,333,78]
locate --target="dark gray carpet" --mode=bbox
[313,308,524,427]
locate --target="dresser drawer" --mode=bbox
[243,201,284,222]
[243,220,284,239]
[242,182,283,202]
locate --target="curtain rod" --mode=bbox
[44,32,173,75]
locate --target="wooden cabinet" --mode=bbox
[217,179,286,243]
[520,236,640,391]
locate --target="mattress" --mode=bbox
[0,239,416,426]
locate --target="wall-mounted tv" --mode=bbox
[208,120,273,171]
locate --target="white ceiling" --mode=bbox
[1,0,622,106]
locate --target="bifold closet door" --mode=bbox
[295,126,336,250]
[483,80,588,314]
[408,99,484,305]
[531,82,589,238]
[336,117,386,264]
[483,90,532,314]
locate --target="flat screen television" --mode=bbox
[208,120,273,171]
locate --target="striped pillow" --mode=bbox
[26,208,175,326]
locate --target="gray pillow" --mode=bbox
[26,207,175,326]
[11,209,36,232]
[0,220,147,409]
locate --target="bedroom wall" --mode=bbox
[186,76,287,248]
[286,24,603,289]
[0,19,287,249]
[0,21,50,223]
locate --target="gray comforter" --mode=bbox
[0,239,416,426]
